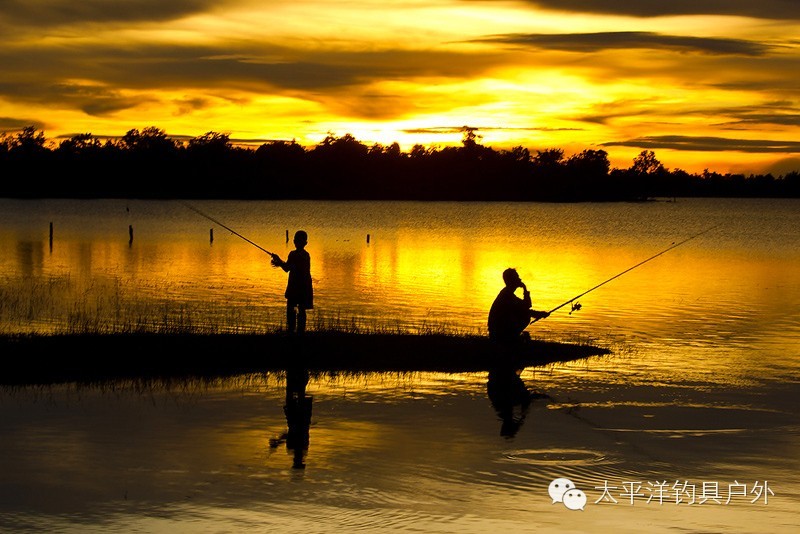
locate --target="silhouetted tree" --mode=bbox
[627,150,671,198]
[0,132,10,156]
[410,144,430,159]
[558,149,611,200]
[57,133,103,155]
[10,126,47,155]
[383,142,403,159]
[533,148,564,168]
[1,126,798,200]
[306,133,372,198]
[461,126,480,150]
[505,146,531,164]
[255,140,307,198]
[113,127,182,197]
[120,127,178,153]
[784,171,800,196]
[187,131,231,153]
[631,150,665,175]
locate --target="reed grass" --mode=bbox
[0,274,617,349]
[0,275,477,337]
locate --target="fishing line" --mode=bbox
[181,201,275,256]
[531,224,721,324]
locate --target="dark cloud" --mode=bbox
[763,157,800,175]
[511,1,800,19]
[0,82,151,116]
[574,101,800,128]
[0,117,44,132]
[0,0,223,27]
[0,43,505,115]
[96,47,504,100]
[720,113,800,127]
[402,126,582,134]
[116,56,370,91]
[475,32,770,56]
[603,135,800,153]
[317,90,429,120]
[173,96,216,116]
[712,78,800,93]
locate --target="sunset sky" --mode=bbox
[2,0,800,174]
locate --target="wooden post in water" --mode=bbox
[286,229,289,243]
[367,233,370,244]
[128,225,134,246]
[210,228,214,244]
[49,222,53,252]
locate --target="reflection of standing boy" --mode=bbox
[271,230,313,334]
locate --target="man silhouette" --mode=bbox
[487,268,548,343]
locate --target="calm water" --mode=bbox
[1,197,799,532]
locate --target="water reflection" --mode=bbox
[487,367,550,439]
[270,367,313,469]
[0,365,798,533]
[267,363,552,471]
[16,241,43,278]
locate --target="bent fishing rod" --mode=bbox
[181,201,277,257]
[530,223,721,324]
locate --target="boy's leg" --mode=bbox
[287,303,297,333]
[297,308,307,334]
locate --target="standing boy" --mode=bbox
[271,230,313,335]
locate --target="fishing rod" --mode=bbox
[181,201,276,257]
[530,223,721,324]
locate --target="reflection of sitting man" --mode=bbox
[487,268,549,344]
[283,368,313,469]
[487,367,549,438]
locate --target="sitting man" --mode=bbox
[488,268,549,343]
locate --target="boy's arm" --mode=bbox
[270,253,289,271]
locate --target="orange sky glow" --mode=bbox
[2,0,800,175]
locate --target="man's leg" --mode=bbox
[297,308,307,335]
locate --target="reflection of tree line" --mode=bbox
[2,126,797,200]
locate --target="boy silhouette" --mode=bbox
[271,230,313,335]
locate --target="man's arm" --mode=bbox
[520,282,532,308]
[521,281,549,320]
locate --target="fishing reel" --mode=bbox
[569,302,582,315]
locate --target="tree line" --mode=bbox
[1,126,797,200]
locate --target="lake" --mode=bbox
[1,197,798,532]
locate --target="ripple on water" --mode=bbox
[455,446,636,498]
[501,448,607,466]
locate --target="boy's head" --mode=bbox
[294,230,308,248]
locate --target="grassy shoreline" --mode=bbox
[0,330,611,386]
